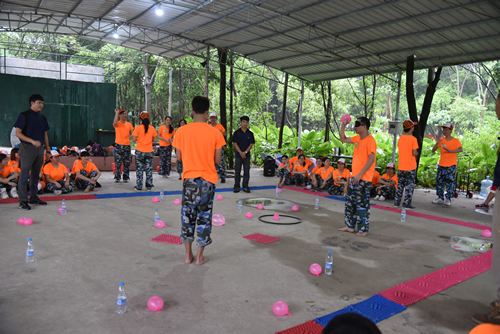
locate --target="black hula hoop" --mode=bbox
[258,214,302,225]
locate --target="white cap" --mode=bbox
[209,112,217,118]
[337,158,346,164]
[296,147,303,151]
[441,122,454,129]
[386,162,395,168]
[50,150,60,157]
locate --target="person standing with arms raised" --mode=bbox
[232,116,255,193]
[112,107,133,183]
[14,94,50,210]
[173,96,225,265]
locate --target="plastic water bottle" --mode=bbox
[59,199,67,215]
[159,191,165,201]
[153,209,160,223]
[325,248,333,275]
[25,237,35,264]
[236,201,243,214]
[400,208,407,223]
[275,186,280,198]
[450,236,492,253]
[480,176,493,198]
[314,197,320,210]
[116,282,127,315]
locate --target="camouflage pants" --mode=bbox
[277,168,291,184]
[75,170,98,190]
[0,174,16,191]
[329,183,346,196]
[344,180,372,232]
[45,180,73,194]
[135,151,153,190]
[216,149,226,181]
[316,177,333,191]
[395,170,416,207]
[159,146,172,176]
[436,165,456,201]
[292,174,306,186]
[180,178,215,247]
[113,144,131,181]
[378,185,396,200]
[176,156,183,176]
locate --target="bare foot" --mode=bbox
[356,231,368,237]
[184,255,193,264]
[338,226,354,233]
[195,255,206,265]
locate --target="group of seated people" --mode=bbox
[275,147,399,200]
[0,148,102,199]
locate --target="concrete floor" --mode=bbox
[0,169,494,334]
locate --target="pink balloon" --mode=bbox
[17,217,33,226]
[216,194,224,201]
[482,229,492,238]
[57,207,66,215]
[172,198,182,206]
[273,212,280,221]
[245,212,254,219]
[212,213,226,226]
[256,203,264,210]
[309,263,323,276]
[147,295,164,312]
[151,197,160,203]
[341,113,352,124]
[272,300,289,317]
[291,204,300,212]
[154,220,166,229]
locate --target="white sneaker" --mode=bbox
[443,199,451,207]
[432,197,444,204]
[379,196,386,201]
[374,195,380,201]
[9,188,18,198]
[54,189,62,196]
[0,188,8,199]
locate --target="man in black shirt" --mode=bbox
[232,116,255,193]
[14,94,51,210]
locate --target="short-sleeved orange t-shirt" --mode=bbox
[71,159,98,175]
[438,137,462,167]
[7,160,20,173]
[43,162,68,181]
[289,156,313,170]
[372,170,380,186]
[172,122,226,184]
[319,166,334,181]
[398,135,419,171]
[212,123,226,136]
[278,162,289,170]
[311,166,321,175]
[351,135,377,182]
[292,163,308,176]
[0,164,14,178]
[158,125,174,147]
[333,168,351,186]
[133,125,157,153]
[469,324,500,334]
[381,173,398,188]
[114,121,133,146]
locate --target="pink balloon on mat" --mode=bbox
[256,203,264,210]
[154,220,166,229]
[216,194,224,201]
[273,212,280,221]
[341,113,352,124]
[172,198,181,205]
[291,204,300,212]
[151,197,160,203]
[212,213,226,227]
[272,300,289,317]
[482,229,492,238]
[147,295,164,312]
[309,263,323,276]
[17,217,33,226]
[245,212,254,219]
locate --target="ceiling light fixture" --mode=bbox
[155,4,164,16]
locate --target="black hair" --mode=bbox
[192,96,210,114]
[165,116,174,133]
[323,313,382,334]
[357,116,371,130]
[282,155,288,159]
[298,154,306,167]
[178,118,187,127]
[0,153,6,163]
[10,148,19,161]
[80,151,90,158]
[321,157,330,163]
[142,117,150,133]
[29,94,44,105]
[403,127,412,133]
[240,115,250,122]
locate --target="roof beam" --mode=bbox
[54,0,84,32]
[79,0,127,35]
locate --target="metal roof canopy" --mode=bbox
[0,0,499,82]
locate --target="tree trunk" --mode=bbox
[278,73,289,149]
[228,52,235,169]
[218,48,228,138]
[370,75,377,120]
[325,81,332,142]
[178,69,185,119]
[143,54,152,112]
[204,46,210,97]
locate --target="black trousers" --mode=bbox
[234,154,250,188]
[18,142,44,202]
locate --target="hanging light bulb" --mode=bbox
[155,4,164,16]
[112,31,119,39]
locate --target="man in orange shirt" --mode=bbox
[374,163,398,201]
[132,112,157,191]
[339,116,377,236]
[432,122,463,207]
[209,112,227,183]
[173,96,226,265]
[394,120,419,208]
[112,108,133,183]
[158,116,175,178]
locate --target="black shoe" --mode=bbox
[233,187,240,193]
[123,179,129,183]
[114,179,120,183]
[29,196,47,205]
[243,187,251,193]
[134,186,142,191]
[403,204,416,209]
[95,182,102,188]
[19,201,31,210]
[221,178,226,184]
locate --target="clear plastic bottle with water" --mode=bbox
[59,199,67,215]
[25,237,35,264]
[116,281,127,315]
[400,208,407,223]
[314,197,320,210]
[275,186,280,198]
[325,248,333,275]
[480,176,493,198]
[236,201,243,214]
[159,191,165,201]
[153,209,160,223]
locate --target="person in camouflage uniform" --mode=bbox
[276,155,291,187]
[112,108,133,183]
